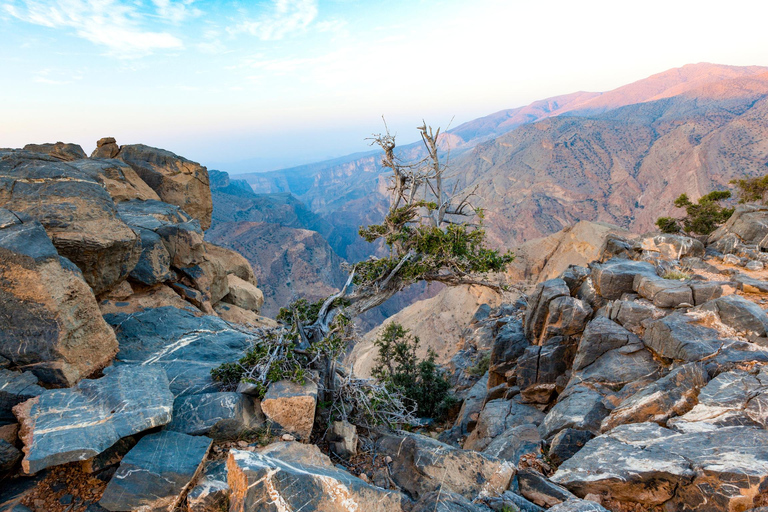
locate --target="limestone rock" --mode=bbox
[377,432,515,501]
[539,386,611,439]
[222,274,264,312]
[105,306,253,396]
[213,302,277,328]
[69,158,160,203]
[548,428,593,465]
[524,279,570,343]
[260,380,317,441]
[0,151,141,294]
[23,142,86,161]
[91,137,120,159]
[539,296,592,341]
[187,460,228,512]
[166,392,264,440]
[329,420,358,458]
[592,259,657,300]
[13,365,173,474]
[117,144,213,230]
[99,431,211,512]
[443,373,489,443]
[482,423,541,464]
[548,499,610,512]
[485,491,544,512]
[643,312,724,361]
[698,294,768,338]
[0,210,118,385]
[640,233,704,260]
[489,319,528,387]
[708,204,768,253]
[203,242,257,284]
[518,469,577,507]
[129,227,173,285]
[633,274,693,308]
[464,399,544,451]
[572,317,640,372]
[227,444,406,511]
[413,490,493,511]
[0,370,44,423]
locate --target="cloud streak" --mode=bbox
[233,0,318,41]
[3,0,187,57]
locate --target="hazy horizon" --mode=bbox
[2,0,768,174]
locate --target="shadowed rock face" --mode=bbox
[22,142,86,161]
[13,365,173,475]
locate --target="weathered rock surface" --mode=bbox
[222,274,264,313]
[166,392,264,439]
[377,432,515,501]
[260,380,317,441]
[539,386,611,439]
[0,210,118,385]
[414,490,493,512]
[69,158,161,203]
[699,294,768,338]
[227,443,406,511]
[105,306,253,396]
[91,137,120,159]
[464,399,544,451]
[0,438,22,473]
[643,312,725,361]
[548,428,594,465]
[13,365,173,474]
[524,279,570,343]
[551,422,768,511]
[329,420,358,458]
[100,431,211,512]
[482,423,541,464]
[518,469,577,507]
[0,370,44,423]
[640,233,704,260]
[634,274,693,308]
[117,144,213,230]
[187,460,228,512]
[485,491,545,512]
[23,142,86,161]
[0,151,141,294]
[708,204,768,254]
[592,259,657,300]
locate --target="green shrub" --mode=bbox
[468,352,491,377]
[662,270,691,280]
[372,323,456,420]
[656,191,734,235]
[731,174,768,204]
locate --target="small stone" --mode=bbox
[237,441,248,448]
[747,260,765,271]
[359,473,370,483]
[385,456,393,464]
[281,433,296,442]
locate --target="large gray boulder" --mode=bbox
[69,158,160,203]
[489,320,529,387]
[708,204,768,253]
[0,151,141,294]
[166,392,264,439]
[516,336,576,404]
[464,399,544,451]
[261,379,318,441]
[633,274,693,308]
[524,279,570,343]
[643,312,725,361]
[592,259,657,300]
[572,317,640,372]
[227,443,407,511]
[539,386,612,439]
[640,233,704,260]
[0,209,118,385]
[100,431,211,512]
[377,432,515,501]
[0,370,44,423]
[698,294,768,338]
[482,423,541,465]
[413,490,493,512]
[13,365,173,474]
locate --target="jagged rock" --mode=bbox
[601,363,708,432]
[482,423,541,464]
[100,431,211,512]
[222,274,264,312]
[605,299,663,334]
[227,444,406,511]
[486,491,544,512]
[413,490,493,511]
[91,137,120,159]
[540,296,592,341]
[117,144,213,230]
[690,280,724,305]
[166,392,264,439]
[329,420,358,458]
[548,428,593,465]
[516,337,576,403]
[0,370,44,423]
[524,279,570,343]
[377,432,515,501]
[640,233,704,260]
[708,204,768,253]
[203,241,257,284]
[13,365,173,474]
[443,373,489,443]
[0,438,21,473]
[129,227,173,284]
[23,142,86,161]
[518,469,577,507]
[633,274,693,308]
[560,266,592,296]
[592,259,657,300]
[105,306,253,396]
[214,302,277,328]
[260,380,317,441]
[539,386,611,439]
[733,273,768,293]
[570,338,660,388]
[69,158,160,203]
[572,317,639,372]
[178,258,229,304]
[0,151,141,294]
[0,210,118,385]
[187,460,228,512]
[551,422,768,511]
[548,499,610,512]
[698,294,768,338]
[643,312,725,361]
[465,399,545,451]
[81,436,137,475]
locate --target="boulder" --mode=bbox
[187,460,229,512]
[605,299,663,334]
[551,422,768,511]
[524,279,570,343]
[690,280,724,305]
[260,379,318,441]
[708,204,768,253]
[99,431,211,512]
[0,151,141,294]
[329,420,358,458]
[640,233,704,260]
[166,392,264,439]
[117,144,213,230]
[548,428,594,465]
[489,320,528,387]
[203,241,257,283]
[482,423,541,464]
[91,137,120,159]
[13,365,173,474]
[69,158,160,203]
[0,370,44,423]
[698,294,768,338]
[128,227,173,285]
[601,363,708,432]
[548,499,610,512]
[643,312,725,361]
[464,399,545,451]
[572,317,640,372]
[539,386,611,439]
[485,491,544,512]
[413,490,493,511]
[518,469,577,507]
[444,373,489,443]
[23,142,86,161]
[0,210,118,385]
[214,302,277,328]
[0,438,21,473]
[227,444,406,511]
[105,306,253,396]
[539,296,592,341]
[592,259,657,300]
[222,274,264,312]
[377,432,515,500]
[633,274,693,308]
[516,337,576,403]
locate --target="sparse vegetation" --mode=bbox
[468,351,491,377]
[656,191,734,235]
[731,174,768,204]
[662,270,691,280]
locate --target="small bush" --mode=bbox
[655,191,734,235]
[468,352,491,377]
[731,174,768,204]
[372,323,456,421]
[662,270,691,280]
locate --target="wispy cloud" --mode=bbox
[232,0,318,41]
[2,0,187,58]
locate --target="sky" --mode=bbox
[2,0,768,173]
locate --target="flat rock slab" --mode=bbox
[166,392,264,439]
[13,365,173,474]
[227,446,406,512]
[551,422,768,511]
[100,431,211,512]
[104,306,253,396]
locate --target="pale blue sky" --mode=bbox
[2,0,768,172]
